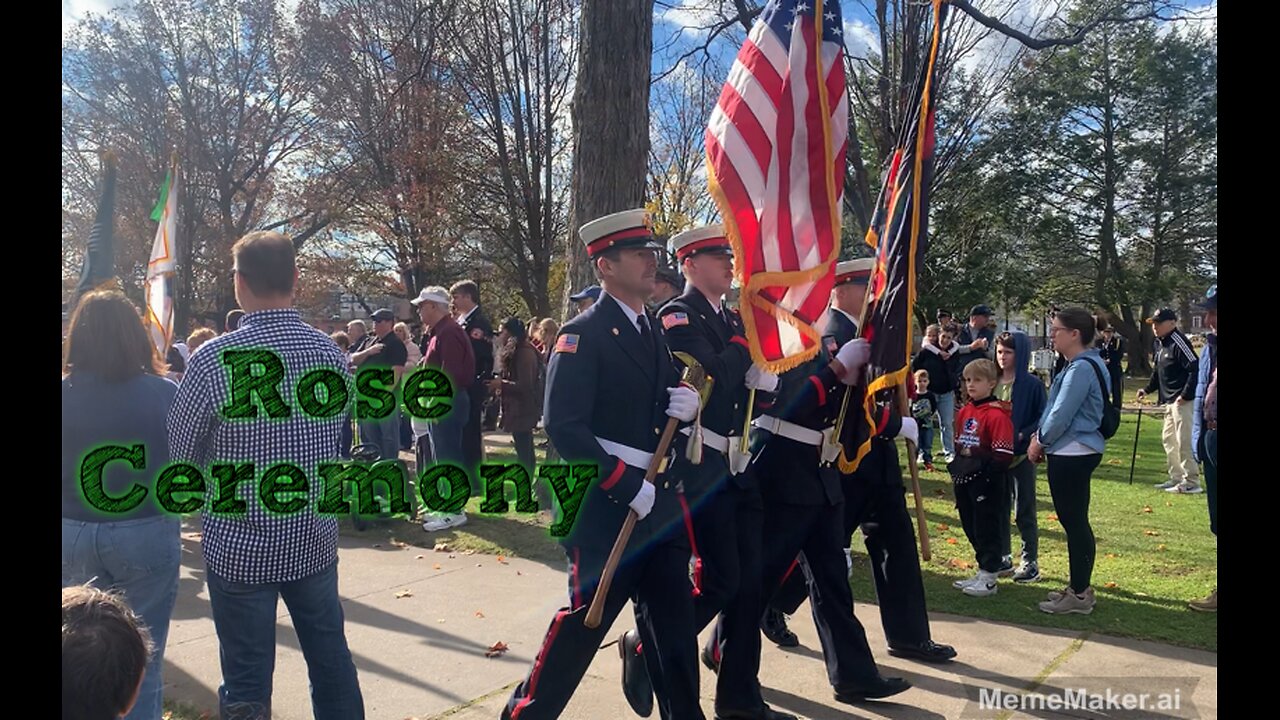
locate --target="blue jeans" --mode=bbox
[426,390,474,495]
[206,560,364,720]
[936,391,956,456]
[917,424,935,463]
[359,410,402,463]
[62,515,180,720]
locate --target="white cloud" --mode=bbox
[655,0,725,39]
[843,18,878,59]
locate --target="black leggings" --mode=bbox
[1046,453,1102,593]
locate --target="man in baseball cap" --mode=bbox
[1138,306,1201,494]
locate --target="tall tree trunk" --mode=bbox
[563,0,653,316]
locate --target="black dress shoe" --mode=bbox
[618,630,653,717]
[833,676,912,703]
[760,608,798,648]
[715,704,798,720]
[887,640,957,663]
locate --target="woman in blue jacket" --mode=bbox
[1028,308,1109,615]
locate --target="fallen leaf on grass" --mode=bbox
[946,538,958,545]
[1106,459,1122,465]
[948,558,972,570]
[1104,582,1118,589]
[1105,553,1118,559]
[1144,530,1160,537]
[1141,506,1153,514]
[936,524,950,532]
[485,641,509,658]
[1046,514,1058,522]
[1157,544,1167,551]
[934,488,946,496]
[394,589,413,599]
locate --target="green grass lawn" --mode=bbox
[347,396,1216,652]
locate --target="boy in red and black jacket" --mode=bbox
[948,358,1014,597]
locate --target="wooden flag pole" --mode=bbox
[896,382,931,561]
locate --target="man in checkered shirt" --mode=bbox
[168,231,365,720]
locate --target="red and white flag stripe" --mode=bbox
[707,0,847,371]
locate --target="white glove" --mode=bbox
[629,481,656,520]
[666,385,700,422]
[745,365,780,392]
[897,416,919,448]
[835,339,871,385]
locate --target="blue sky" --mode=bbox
[649,0,1216,79]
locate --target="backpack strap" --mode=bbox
[1081,355,1108,399]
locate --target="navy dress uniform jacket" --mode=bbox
[753,352,846,507]
[658,288,760,492]
[544,293,686,553]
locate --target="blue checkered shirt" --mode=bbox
[168,308,352,584]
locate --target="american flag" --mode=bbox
[707,0,847,373]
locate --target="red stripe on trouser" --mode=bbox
[778,556,800,590]
[677,492,703,597]
[510,609,570,719]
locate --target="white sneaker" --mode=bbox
[1154,479,1179,490]
[953,572,982,590]
[422,513,468,532]
[963,571,999,597]
[1166,482,1203,494]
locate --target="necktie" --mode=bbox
[638,315,654,352]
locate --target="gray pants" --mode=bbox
[1000,458,1039,564]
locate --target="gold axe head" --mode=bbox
[672,352,714,405]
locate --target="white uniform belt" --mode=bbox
[679,425,735,455]
[751,415,828,446]
[596,436,658,471]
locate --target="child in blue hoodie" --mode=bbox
[994,331,1047,582]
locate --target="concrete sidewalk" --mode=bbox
[164,524,1217,720]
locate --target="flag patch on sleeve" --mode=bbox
[662,312,689,330]
[555,334,580,354]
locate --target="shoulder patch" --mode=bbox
[555,334,580,354]
[662,312,689,330]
